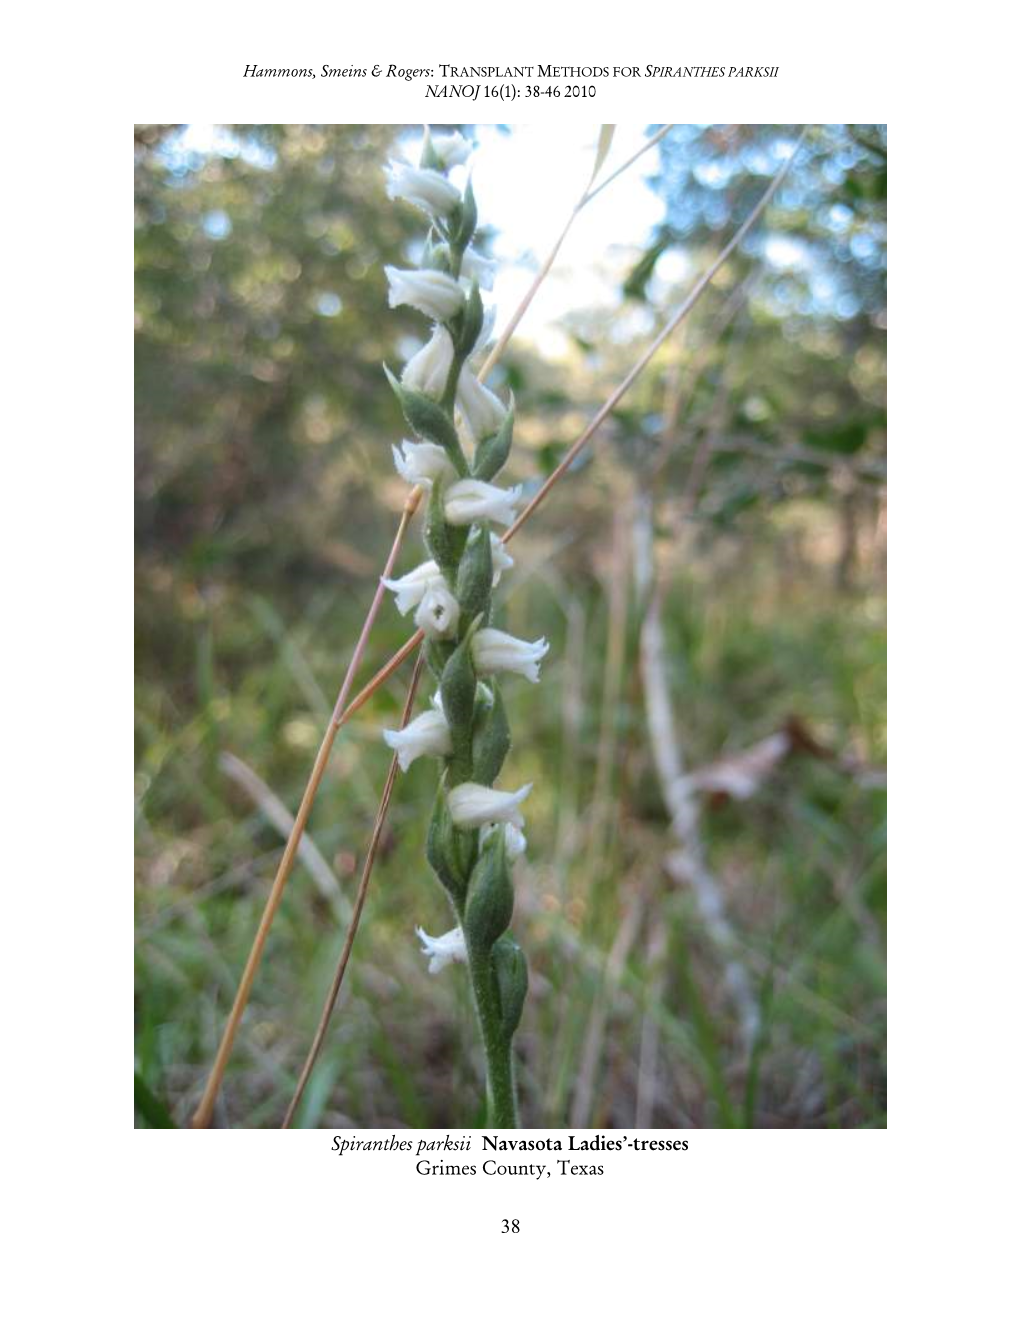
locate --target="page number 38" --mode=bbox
[501,1219,520,1234]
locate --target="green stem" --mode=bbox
[432,307,518,1126]
[467,946,518,1127]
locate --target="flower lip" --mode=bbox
[416,925,468,973]
[385,162,461,217]
[385,266,464,322]
[414,577,460,638]
[472,627,550,684]
[447,781,533,830]
[381,559,444,615]
[391,439,458,491]
[444,478,523,528]
[383,708,452,772]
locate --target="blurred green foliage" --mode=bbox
[135,124,885,1129]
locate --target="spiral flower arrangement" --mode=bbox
[380,128,548,1126]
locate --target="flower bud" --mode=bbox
[419,232,452,274]
[463,825,514,954]
[386,366,467,474]
[425,477,469,578]
[492,933,528,1039]
[472,683,511,786]
[426,784,470,905]
[454,524,493,634]
[440,632,477,777]
[385,266,464,322]
[426,130,472,170]
[457,279,485,360]
[471,401,514,482]
[401,326,456,400]
[456,370,508,446]
[451,176,478,252]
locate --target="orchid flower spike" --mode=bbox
[378,125,546,1128]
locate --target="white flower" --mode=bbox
[401,326,456,400]
[472,627,549,684]
[448,782,532,830]
[414,577,460,638]
[416,925,467,974]
[385,162,461,217]
[481,821,527,860]
[385,267,463,322]
[429,131,472,169]
[459,248,498,291]
[455,370,508,445]
[381,559,443,615]
[445,479,522,528]
[383,708,452,771]
[391,440,458,491]
[490,534,514,585]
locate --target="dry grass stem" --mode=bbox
[218,751,344,909]
[190,491,421,1127]
[337,131,808,723]
[633,492,760,1052]
[478,126,675,384]
[569,887,645,1127]
[281,651,427,1128]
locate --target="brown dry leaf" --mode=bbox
[684,731,793,801]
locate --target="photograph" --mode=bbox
[134,121,887,1130]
